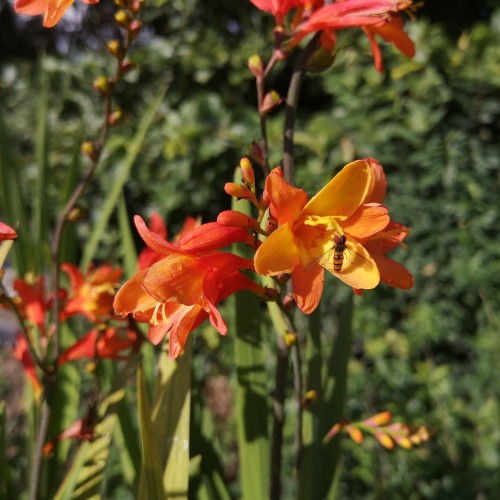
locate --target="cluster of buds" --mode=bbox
[218,157,271,238]
[324,411,430,450]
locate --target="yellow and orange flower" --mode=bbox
[254,159,412,313]
[61,263,123,322]
[14,0,99,28]
[114,215,265,358]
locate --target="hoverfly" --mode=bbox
[318,233,373,275]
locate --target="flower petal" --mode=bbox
[304,160,372,218]
[292,259,324,314]
[342,203,389,240]
[364,157,387,203]
[178,223,254,253]
[254,223,299,276]
[142,254,204,306]
[266,170,309,225]
[374,254,413,289]
[322,240,380,289]
[168,305,203,358]
[114,269,157,315]
[134,215,179,255]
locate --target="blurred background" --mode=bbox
[1,0,500,497]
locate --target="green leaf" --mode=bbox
[231,181,270,499]
[137,365,165,500]
[81,86,167,269]
[150,340,192,498]
[117,193,138,279]
[53,414,117,500]
[33,57,50,272]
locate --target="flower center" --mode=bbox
[151,302,168,326]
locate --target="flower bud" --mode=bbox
[81,141,98,161]
[248,54,264,79]
[249,141,265,167]
[131,0,143,13]
[128,20,142,39]
[92,76,112,95]
[284,331,298,347]
[108,108,124,126]
[107,40,123,58]
[114,9,131,27]
[260,90,282,115]
[224,182,256,202]
[120,60,135,74]
[239,157,255,189]
[301,389,319,408]
[217,210,259,232]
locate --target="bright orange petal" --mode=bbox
[142,254,204,306]
[374,15,416,57]
[114,269,157,315]
[292,259,324,314]
[374,254,413,289]
[323,240,380,289]
[254,223,298,276]
[168,305,203,358]
[304,160,372,218]
[364,157,387,203]
[266,171,308,225]
[342,204,389,239]
[43,0,74,27]
[14,0,46,15]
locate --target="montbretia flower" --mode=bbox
[114,215,265,358]
[61,263,123,323]
[14,0,99,28]
[0,221,17,241]
[254,159,411,313]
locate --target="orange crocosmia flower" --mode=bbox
[0,221,17,241]
[13,277,50,333]
[254,160,391,313]
[249,0,299,25]
[14,0,99,28]
[61,264,122,322]
[43,413,96,456]
[114,215,265,358]
[12,332,42,396]
[363,13,415,72]
[137,213,198,270]
[57,325,142,366]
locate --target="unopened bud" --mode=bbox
[224,182,256,202]
[239,157,255,189]
[131,0,143,13]
[108,108,124,126]
[66,206,87,222]
[81,141,98,160]
[282,292,295,309]
[249,141,265,166]
[284,331,298,347]
[128,20,142,39]
[93,76,112,95]
[301,390,319,408]
[114,9,131,27]
[248,54,264,79]
[120,60,135,74]
[217,210,259,232]
[107,40,123,58]
[260,90,282,115]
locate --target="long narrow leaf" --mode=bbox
[117,193,137,279]
[33,57,50,272]
[149,339,192,498]
[81,87,167,269]
[137,365,165,500]
[231,182,270,499]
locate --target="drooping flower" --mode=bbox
[13,276,51,334]
[12,332,42,396]
[0,221,17,241]
[254,159,411,313]
[114,215,265,358]
[61,263,123,323]
[57,325,142,366]
[249,0,300,25]
[14,0,100,28]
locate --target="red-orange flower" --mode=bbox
[57,325,142,366]
[61,264,122,322]
[249,0,299,25]
[254,159,411,313]
[0,221,17,241]
[13,276,50,333]
[114,216,265,358]
[12,332,41,396]
[14,0,100,28]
